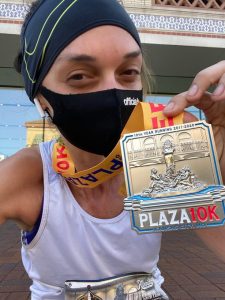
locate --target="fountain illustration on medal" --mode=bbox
[141,139,204,198]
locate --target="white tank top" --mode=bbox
[21,140,163,300]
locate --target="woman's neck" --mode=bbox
[68,173,125,219]
[63,139,105,171]
[63,138,125,218]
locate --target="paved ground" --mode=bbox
[0,222,31,300]
[1,222,225,299]
[160,231,225,300]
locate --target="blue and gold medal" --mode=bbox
[121,121,225,233]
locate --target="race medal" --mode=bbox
[120,121,225,233]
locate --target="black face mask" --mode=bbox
[40,87,143,156]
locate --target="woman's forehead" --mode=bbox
[55,26,141,62]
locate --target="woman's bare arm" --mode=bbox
[0,146,43,230]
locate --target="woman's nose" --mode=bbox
[99,73,121,90]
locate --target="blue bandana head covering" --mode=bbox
[20,0,141,101]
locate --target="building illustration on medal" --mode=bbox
[120,121,225,233]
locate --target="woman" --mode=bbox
[1,0,225,299]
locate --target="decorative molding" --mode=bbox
[0,2,224,36]
[0,3,29,20]
[120,0,225,10]
[153,0,225,10]
[129,13,225,35]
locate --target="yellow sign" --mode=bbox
[25,119,59,147]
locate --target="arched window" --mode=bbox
[143,137,155,150]
[178,132,193,152]
[160,134,174,144]
[178,132,191,142]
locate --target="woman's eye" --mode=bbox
[122,69,140,76]
[66,71,98,90]
[69,73,86,80]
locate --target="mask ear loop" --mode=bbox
[34,97,53,123]
[34,98,60,143]
[34,98,46,118]
[34,98,50,142]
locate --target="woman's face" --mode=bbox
[41,25,143,95]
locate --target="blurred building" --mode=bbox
[119,0,225,94]
[0,0,224,94]
[25,119,59,147]
[0,0,224,154]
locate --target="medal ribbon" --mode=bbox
[52,102,183,188]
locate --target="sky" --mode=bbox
[0,88,202,157]
[0,88,39,157]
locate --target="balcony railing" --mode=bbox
[120,0,225,10]
[154,0,225,10]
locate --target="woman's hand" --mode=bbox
[163,61,225,182]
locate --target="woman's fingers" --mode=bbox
[163,92,192,117]
[163,92,212,117]
[163,61,225,117]
[212,72,225,101]
[186,61,225,102]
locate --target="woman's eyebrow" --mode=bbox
[123,50,142,59]
[55,54,97,63]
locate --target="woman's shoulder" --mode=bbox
[13,145,42,164]
[0,146,44,228]
[1,145,43,184]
